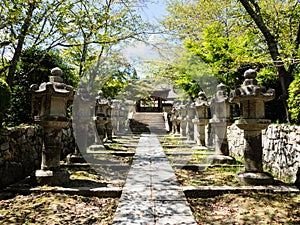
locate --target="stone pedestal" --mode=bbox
[186,103,195,142]
[209,84,234,164]
[110,99,119,136]
[193,119,208,147]
[36,128,69,185]
[235,119,274,185]
[193,92,209,148]
[170,103,180,135]
[91,90,112,149]
[230,69,275,185]
[178,102,187,137]
[69,84,93,163]
[209,121,234,163]
[118,103,128,134]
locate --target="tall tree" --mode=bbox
[0,0,77,86]
[0,0,153,88]
[238,0,300,122]
[162,0,300,122]
[58,0,152,78]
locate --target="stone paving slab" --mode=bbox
[154,200,194,217]
[152,189,187,201]
[155,215,198,225]
[112,134,197,225]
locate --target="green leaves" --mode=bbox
[288,72,300,124]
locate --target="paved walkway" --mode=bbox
[112,133,197,225]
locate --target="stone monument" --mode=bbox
[31,67,73,185]
[230,69,275,185]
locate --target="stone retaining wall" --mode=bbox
[0,125,74,188]
[228,124,300,183]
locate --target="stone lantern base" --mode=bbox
[209,120,235,164]
[35,169,70,186]
[209,154,235,164]
[66,153,86,164]
[88,144,106,152]
[237,171,274,185]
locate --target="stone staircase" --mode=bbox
[129,112,167,134]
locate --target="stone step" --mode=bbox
[4,186,122,198]
[183,185,300,197]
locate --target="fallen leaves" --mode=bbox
[0,192,118,225]
[188,192,300,225]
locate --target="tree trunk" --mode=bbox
[239,0,293,122]
[6,3,36,88]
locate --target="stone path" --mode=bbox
[112,133,197,225]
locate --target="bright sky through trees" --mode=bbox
[122,0,168,77]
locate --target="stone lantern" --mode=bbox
[230,69,275,185]
[209,83,235,163]
[192,92,209,147]
[186,102,196,142]
[31,67,73,185]
[110,99,120,136]
[118,102,127,134]
[170,103,180,135]
[178,101,188,137]
[91,90,110,150]
[106,97,113,141]
[69,83,93,163]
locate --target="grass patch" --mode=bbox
[175,166,244,186]
[104,142,135,152]
[167,154,212,164]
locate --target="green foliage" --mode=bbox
[162,0,300,123]
[183,24,259,90]
[288,72,300,124]
[101,66,138,99]
[85,50,139,99]
[256,67,286,123]
[0,78,11,127]
[3,48,78,127]
[1,0,151,85]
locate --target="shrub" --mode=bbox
[288,73,300,124]
[0,78,11,127]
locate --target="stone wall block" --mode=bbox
[0,124,74,188]
[1,162,23,186]
[27,126,35,136]
[228,124,300,183]
[0,142,9,151]
[296,134,300,143]
[268,125,279,139]
[17,134,27,144]
[288,132,297,144]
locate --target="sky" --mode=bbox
[122,0,169,77]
